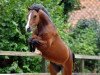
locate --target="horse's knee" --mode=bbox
[27,37,35,52]
[48,64,57,75]
[48,62,61,75]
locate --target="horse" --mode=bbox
[25,4,74,75]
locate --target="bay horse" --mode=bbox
[25,4,74,75]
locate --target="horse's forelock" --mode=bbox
[28,4,50,16]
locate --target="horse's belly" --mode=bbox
[41,39,70,64]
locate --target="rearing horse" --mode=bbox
[25,4,74,75]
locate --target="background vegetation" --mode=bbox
[0,0,100,73]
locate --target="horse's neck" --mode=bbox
[39,10,52,25]
[37,10,55,35]
[37,23,48,35]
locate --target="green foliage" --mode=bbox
[62,0,80,15]
[68,19,100,72]
[0,57,42,73]
[68,19,100,55]
[0,0,28,51]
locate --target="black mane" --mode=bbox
[28,4,49,16]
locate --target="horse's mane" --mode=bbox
[28,4,50,16]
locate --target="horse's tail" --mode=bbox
[72,53,75,71]
[72,53,75,63]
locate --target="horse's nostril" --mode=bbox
[27,27,31,32]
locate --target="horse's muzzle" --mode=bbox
[26,27,31,32]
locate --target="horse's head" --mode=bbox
[25,4,49,32]
[25,10,39,32]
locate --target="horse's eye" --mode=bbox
[33,15,37,18]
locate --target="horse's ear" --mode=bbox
[38,9,50,22]
[38,9,47,17]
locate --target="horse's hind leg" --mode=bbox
[62,57,73,75]
[48,62,61,75]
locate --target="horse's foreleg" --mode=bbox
[27,37,35,52]
[48,62,61,75]
[62,57,73,75]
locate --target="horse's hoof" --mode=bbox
[31,39,40,46]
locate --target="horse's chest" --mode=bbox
[38,33,49,40]
[37,27,51,40]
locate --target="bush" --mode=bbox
[69,19,99,55]
[68,19,100,72]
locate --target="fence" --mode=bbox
[0,73,99,75]
[0,51,100,75]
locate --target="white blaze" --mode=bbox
[25,12,32,31]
